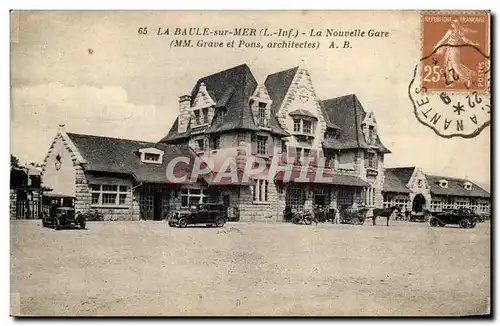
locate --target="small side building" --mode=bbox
[10,165,42,219]
[41,128,205,221]
[382,167,490,216]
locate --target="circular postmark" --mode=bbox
[408,44,490,138]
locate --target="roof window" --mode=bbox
[138,148,164,164]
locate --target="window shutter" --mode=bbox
[374,152,378,168]
[266,136,271,155]
[251,135,257,155]
[364,151,368,168]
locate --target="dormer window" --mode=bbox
[325,129,340,140]
[139,148,164,164]
[463,182,473,190]
[257,103,267,127]
[217,108,226,123]
[303,120,312,134]
[144,153,160,162]
[197,139,206,152]
[250,85,272,130]
[292,118,316,135]
[190,82,215,127]
[194,110,201,125]
[289,110,317,137]
[438,179,448,188]
[210,136,221,150]
[202,108,209,124]
[361,112,378,146]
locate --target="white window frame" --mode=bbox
[257,104,267,127]
[90,184,128,208]
[180,188,207,208]
[293,119,301,132]
[256,136,267,155]
[253,179,270,203]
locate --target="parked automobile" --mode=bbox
[41,194,86,230]
[409,210,431,222]
[429,208,479,228]
[168,203,226,228]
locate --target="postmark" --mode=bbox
[409,11,490,139]
[421,11,489,92]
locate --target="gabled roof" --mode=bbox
[161,64,288,142]
[383,167,416,193]
[320,94,390,153]
[67,133,199,184]
[426,175,490,198]
[264,66,299,114]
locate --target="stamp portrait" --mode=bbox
[420,11,489,92]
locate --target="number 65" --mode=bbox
[423,65,441,83]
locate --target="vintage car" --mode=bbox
[168,203,226,228]
[429,208,479,228]
[41,194,86,230]
[338,204,368,225]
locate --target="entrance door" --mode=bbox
[412,194,426,212]
[153,194,162,221]
[140,194,154,220]
[222,194,230,219]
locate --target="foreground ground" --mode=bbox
[10,219,490,316]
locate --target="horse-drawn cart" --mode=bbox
[338,204,368,225]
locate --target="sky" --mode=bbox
[10,11,490,190]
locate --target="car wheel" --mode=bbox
[469,221,477,228]
[351,217,360,225]
[215,217,225,228]
[42,219,47,227]
[168,221,174,227]
[304,217,312,225]
[80,219,86,229]
[429,218,439,227]
[54,218,61,230]
[178,218,188,228]
[459,219,469,229]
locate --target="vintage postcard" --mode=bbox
[10,10,491,316]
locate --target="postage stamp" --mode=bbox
[410,10,490,138]
[420,11,490,92]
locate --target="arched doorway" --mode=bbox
[412,194,426,212]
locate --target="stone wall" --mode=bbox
[238,182,280,222]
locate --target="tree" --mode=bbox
[10,154,20,168]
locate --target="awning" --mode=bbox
[274,167,370,187]
[206,169,256,186]
[288,109,318,119]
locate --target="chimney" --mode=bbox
[178,95,192,134]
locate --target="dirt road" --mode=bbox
[10,220,490,316]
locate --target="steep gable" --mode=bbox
[320,94,390,153]
[264,66,299,114]
[383,167,416,193]
[161,64,288,142]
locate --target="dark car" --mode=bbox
[429,208,478,228]
[168,203,226,228]
[41,194,86,230]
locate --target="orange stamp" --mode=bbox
[421,11,490,92]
